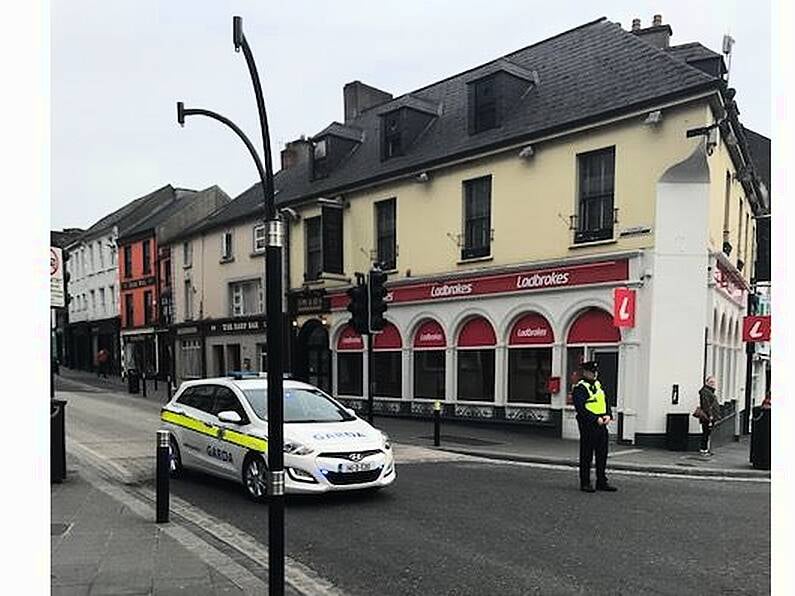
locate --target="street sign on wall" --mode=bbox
[742,315,771,342]
[613,287,636,328]
[50,247,65,308]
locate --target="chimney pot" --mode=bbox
[632,18,641,31]
[653,14,662,26]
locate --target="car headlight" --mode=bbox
[380,431,391,450]
[283,440,314,456]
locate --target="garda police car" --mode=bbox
[160,374,395,500]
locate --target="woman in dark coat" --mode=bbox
[699,376,721,456]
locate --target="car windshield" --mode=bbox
[241,387,355,423]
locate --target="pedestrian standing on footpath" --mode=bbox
[96,348,109,379]
[573,361,617,493]
[696,376,721,456]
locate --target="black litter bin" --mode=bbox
[750,406,771,470]
[127,369,140,394]
[666,413,690,451]
[51,399,67,483]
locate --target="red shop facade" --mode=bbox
[315,253,643,440]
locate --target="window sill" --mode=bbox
[249,250,266,258]
[457,255,493,265]
[219,256,235,264]
[321,272,349,282]
[183,264,192,270]
[568,238,618,250]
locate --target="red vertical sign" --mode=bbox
[613,288,636,328]
[742,316,771,342]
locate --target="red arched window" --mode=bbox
[457,317,496,402]
[372,322,402,398]
[507,313,553,404]
[567,308,620,343]
[413,319,446,400]
[508,312,554,346]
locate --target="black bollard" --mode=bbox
[142,371,147,398]
[154,375,158,392]
[433,400,441,447]
[156,430,170,523]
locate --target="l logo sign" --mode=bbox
[613,288,636,328]
[742,316,771,342]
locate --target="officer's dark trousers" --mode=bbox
[577,418,609,487]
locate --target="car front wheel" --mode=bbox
[243,453,268,502]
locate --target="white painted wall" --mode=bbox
[645,144,711,434]
[67,230,119,323]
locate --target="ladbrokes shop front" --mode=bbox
[293,252,655,442]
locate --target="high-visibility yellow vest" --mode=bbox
[577,379,607,415]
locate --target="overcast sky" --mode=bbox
[51,0,771,230]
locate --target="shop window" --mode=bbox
[508,348,552,404]
[414,351,445,399]
[257,343,267,372]
[575,147,616,243]
[373,352,401,398]
[457,350,495,401]
[338,352,363,396]
[462,176,492,260]
[456,317,496,402]
[566,346,585,398]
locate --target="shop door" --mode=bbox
[298,322,331,393]
[592,349,619,434]
[212,345,225,377]
[227,344,241,373]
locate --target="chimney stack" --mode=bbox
[343,81,393,123]
[280,136,312,171]
[631,14,672,49]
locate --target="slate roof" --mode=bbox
[176,16,725,239]
[666,42,723,64]
[76,184,183,243]
[51,228,84,248]
[117,185,231,242]
[743,128,771,194]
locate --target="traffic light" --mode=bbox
[347,275,369,335]
[369,267,388,332]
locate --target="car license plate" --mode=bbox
[344,462,372,473]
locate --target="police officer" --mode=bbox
[573,361,617,493]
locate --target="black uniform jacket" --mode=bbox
[572,379,612,426]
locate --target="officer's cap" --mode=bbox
[581,360,599,373]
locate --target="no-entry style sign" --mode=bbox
[613,288,636,328]
[50,247,65,308]
[742,316,771,342]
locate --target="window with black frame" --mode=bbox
[373,351,402,398]
[576,147,616,243]
[457,349,495,401]
[337,352,363,396]
[142,240,151,274]
[472,76,498,133]
[507,348,552,404]
[414,350,445,399]
[305,216,322,281]
[462,176,492,259]
[321,206,344,275]
[123,245,132,278]
[382,111,403,159]
[376,198,396,270]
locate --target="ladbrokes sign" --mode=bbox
[331,259,628,310]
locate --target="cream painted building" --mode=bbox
[272,17,768,447]
[169,183,275,380]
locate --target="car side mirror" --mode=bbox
[217,411,243,424]
[344,408,357,418]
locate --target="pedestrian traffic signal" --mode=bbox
[347,276,369,335]
[369,268,388,333]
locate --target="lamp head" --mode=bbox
[233,16,243,52]
[177,102,185,127]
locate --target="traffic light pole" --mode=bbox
[366,332,374,425]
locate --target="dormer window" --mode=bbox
[313,139,327,160]
[473,76,498,133]
[384,114,403,158]
[310,124,363,180]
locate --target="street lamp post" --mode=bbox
[176,16,285,595]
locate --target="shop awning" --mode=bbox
[337,325,364,351]
[509,313,554,346]
[567,308,620,343]
[413,319,447,349]
[457,317,496,347]
[373,322,402,350]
